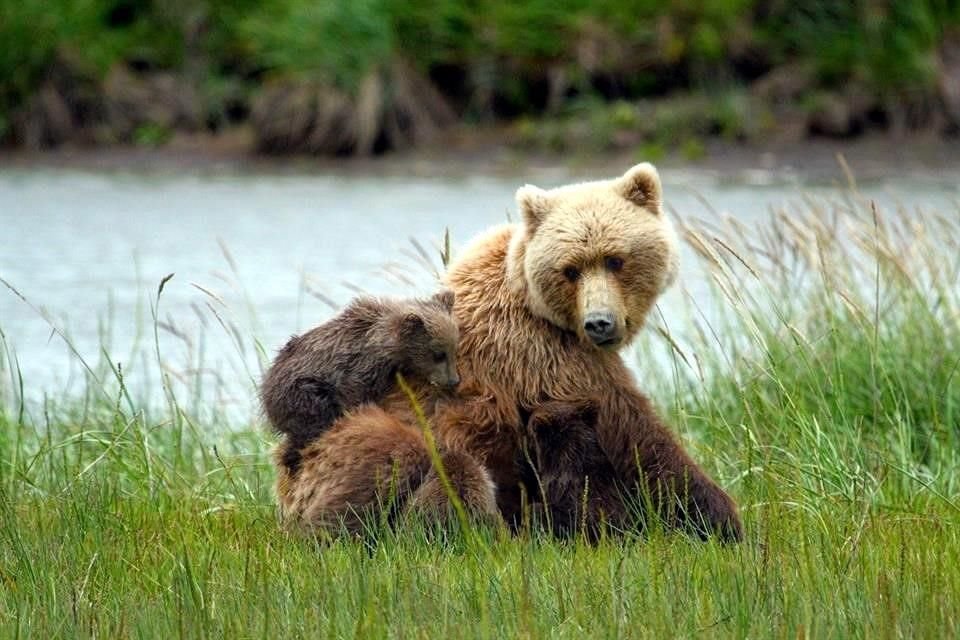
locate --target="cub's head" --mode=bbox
[525,400,600,471]
[509,163,679,350]
[396,289,460,389]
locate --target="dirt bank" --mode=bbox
[1,126,958,186]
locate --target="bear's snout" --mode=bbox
[583,310,620,346]
[428,363,460,390]
[446,371,461,388]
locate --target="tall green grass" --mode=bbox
[1,186,959,637]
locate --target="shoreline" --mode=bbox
[1,127,959,185]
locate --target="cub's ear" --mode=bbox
[516,184,551,232]
[431,289,455,313]
[616,162,662,211]
[527,400,598,433]
[399,313,425,336]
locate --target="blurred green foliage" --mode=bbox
[0,0,108,114]
[132,121,172,145]
[1,0,958,143]
[761,0,958,91]
[240,0,395,87]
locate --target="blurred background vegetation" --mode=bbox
[1,0,959,155]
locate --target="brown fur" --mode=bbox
[405,448,501,527]
[275,164,742,542]
[519,400,626,540]
[261,290,459,473]
[274,405,499,534]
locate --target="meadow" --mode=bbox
[1,183,959,638]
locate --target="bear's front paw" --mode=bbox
[688,483,743,543]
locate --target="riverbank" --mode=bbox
[4,2,959,159]
[3,129,960,186]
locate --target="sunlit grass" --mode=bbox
[1,185,959,637]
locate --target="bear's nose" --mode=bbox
[584,311,618,344]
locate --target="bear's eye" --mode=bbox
[605,256,624,272]
[432,351,447,363]
[563,266,580,282]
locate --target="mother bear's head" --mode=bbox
[507,163,680,350]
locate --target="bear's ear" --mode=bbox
[616,162,662,211]
[431,289,455,313]
[399,313,425,336]
[516,184,551,232]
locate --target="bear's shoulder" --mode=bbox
[446,223,516,280]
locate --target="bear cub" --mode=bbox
[520,400,626,540]
[261,290,460,474]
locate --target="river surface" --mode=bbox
[1,160,958,421]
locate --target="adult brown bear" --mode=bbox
[275,163,742,541]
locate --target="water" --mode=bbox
[1,163,958,420]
